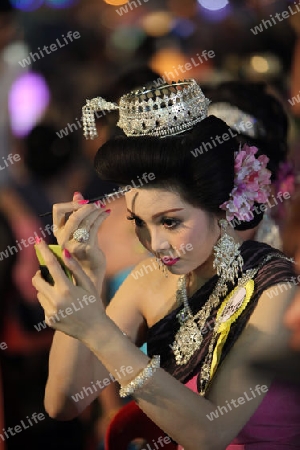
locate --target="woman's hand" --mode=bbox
[32,239,105,341]
[53,191,110,292]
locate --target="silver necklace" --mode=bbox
[173,273,228,365]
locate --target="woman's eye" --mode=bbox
[162,218,180,229]
[126,216,145,228]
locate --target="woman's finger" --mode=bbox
[59,204,105,246]
[73,191,85,202]
[53,192,87,231]
[64,208,110,255]
[62,249,98,294]
[52,200,87,232]
[36,292,57,321]
[89,208,111,243]
[32,270,55,302]
[76,209,103,235]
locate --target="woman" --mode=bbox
[32,79,300,449]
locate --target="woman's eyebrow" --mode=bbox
[127,208,184,219]
[152,208,184,218]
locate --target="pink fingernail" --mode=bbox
[74,191,82,196]
[78,200,89,204]
[35,237,42,244]
[105,209,111,214]
[63,248,71,258]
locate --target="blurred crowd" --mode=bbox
[0,0,300,449]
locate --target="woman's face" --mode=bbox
[125,187,221,277]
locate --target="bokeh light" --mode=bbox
[247,54,281,77]
[150,48,215,82]
[10,0,44,11]
[150,48,190,81]
[8,72,50,137]
[103,0,128,5]
[240,53,282,79]
[2,42,29,66]
[141,11,174,37]
[251,56,269,74]
[197,0,229,11]
[197,0,231,22]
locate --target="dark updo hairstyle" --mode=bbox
[204,81,289,180]
[95,115,263,230]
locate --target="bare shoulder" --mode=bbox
[131,257,181,325]
[106,256,179,343]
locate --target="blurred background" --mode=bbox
[0,0,300,449]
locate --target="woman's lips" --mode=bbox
[161,256,180,266]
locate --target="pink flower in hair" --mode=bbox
[220,144,271,222]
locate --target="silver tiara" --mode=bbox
[208,102,266,139]
[82,79,210,139]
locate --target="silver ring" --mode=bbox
[73,228,90,243]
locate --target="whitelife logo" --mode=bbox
[0,224,57,261]
[250,2,300,35]
[0,412,45,443]
[71,365,134,402]
[206,384,268,421]
[0,153,21,171]
[19,31,81,68]
[34,295,96,332]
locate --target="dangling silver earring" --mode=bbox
[155,256,168,278]
[213,219,243,294]
[162,264,168,278]
[155,255,161,269]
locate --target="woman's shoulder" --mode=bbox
[128,256,178,283]
[106,256,178,343]
[241,240,296,297]
[124,257,180,326]
[242,240,294,272]
[129,256,161,282]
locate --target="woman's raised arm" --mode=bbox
[42,195,147,420]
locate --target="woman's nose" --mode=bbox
[150,231,170,253]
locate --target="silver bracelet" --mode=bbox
[119,355,160,398]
